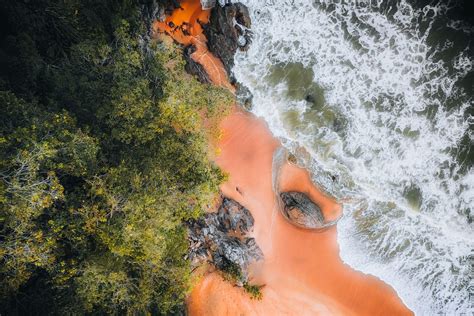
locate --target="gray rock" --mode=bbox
[187,197,263,278]
[213,236,248,269]
[217,197,254,233]
[212,236,263,271]
[237,35,247,47]
[280,191,325,228]
[200,0,216,10]
[244,237,263,261]
[204,3,252,75]
[236,83,253,110]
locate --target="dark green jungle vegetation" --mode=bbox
[0,0,232,314]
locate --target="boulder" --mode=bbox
[280,191,325,228]
[217,197,254,233]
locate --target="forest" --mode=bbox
[0,0,232,314]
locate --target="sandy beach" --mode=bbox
[187,110,412,315]
[155,1,413,315]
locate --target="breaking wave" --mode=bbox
[232,0,474,314]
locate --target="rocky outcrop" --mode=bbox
[280,191,326,228]
[187,197,263,280]
[203,2,254,109]
[235,83,253,110]
[203,3,252,75]
[200,0,216,10]
[183,45,212,84]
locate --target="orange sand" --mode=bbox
[155,1,413,315]
[153,0,233,90]
[188,110,413,315]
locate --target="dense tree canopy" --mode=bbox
[0,0,232,314]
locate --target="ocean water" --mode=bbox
[232,0,474,314]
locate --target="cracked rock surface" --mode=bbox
[187,197,263,280]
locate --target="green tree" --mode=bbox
[0,0,233,314]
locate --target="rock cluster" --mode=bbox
[203,3,252,75]
[187,197,263,279]
[280,191,326,228]
[235,83,253,110]
[203,2,254,109]
[200,0,216,10]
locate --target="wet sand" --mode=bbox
[187,110,413,315]
[153,1,413,314]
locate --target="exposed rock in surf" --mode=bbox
[200,0,216,10]
[201,0,233,9]
[305,94,316,104]
[236,83,253,110]
[287,153,298,165]
[280,191,325,228]
[203,3,252,75]
[187,197,263,281]
[183,45,211,84]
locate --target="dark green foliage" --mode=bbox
[220,257,244,284]
[243,282,263,300]
[220,257,264,300]
[0,0,233,314]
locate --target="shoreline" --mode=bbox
[188,109,412,315]
[154,1,413,314]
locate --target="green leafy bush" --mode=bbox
[243,282,263,300]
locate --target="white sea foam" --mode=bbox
[232,0,474,314]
